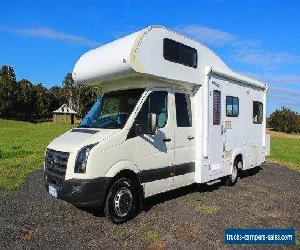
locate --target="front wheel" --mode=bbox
[104,177,138,223]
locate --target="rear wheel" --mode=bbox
[224,159,241,186]
[104,177,137,223]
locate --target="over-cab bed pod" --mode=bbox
[73,26,235,87]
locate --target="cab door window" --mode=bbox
[135,91,168,133]
[175,92,192,127]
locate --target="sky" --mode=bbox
[0,0,300,114]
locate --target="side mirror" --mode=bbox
[148,113,157,135]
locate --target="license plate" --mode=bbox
[49,185,57,198]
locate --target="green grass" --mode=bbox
[195,204,221,214]
[1,118,299,196]
[268,135,300,171]
[0,119,73,195]
[140,228,159,242]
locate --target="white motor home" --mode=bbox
[44,26,269,223]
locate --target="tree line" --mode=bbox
[1,65,300,133]
[0,65,101,121]
[268,106,300,134]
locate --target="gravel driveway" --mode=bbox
[0,163,299,248]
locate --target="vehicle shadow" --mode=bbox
[78,206,105,217]
[79,165,262,217]
[142,182,222,212]
[143,165,262,212]
[79,183,221,218]
[239,165,262,179]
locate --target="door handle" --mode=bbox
[188,136,194,140]
[163,138,171,142]
[221,125,226,135]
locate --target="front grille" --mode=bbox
[45,149,69,187]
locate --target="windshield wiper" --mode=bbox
[78,124,90,128]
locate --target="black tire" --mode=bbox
[224,159,240,186]
[104,177,138,223]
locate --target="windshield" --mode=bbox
[78,88,145,129]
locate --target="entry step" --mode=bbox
[207,179,221,186]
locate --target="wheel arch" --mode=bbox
[105,161,144,202]
[231,149,244,170]
[105,160,141,178]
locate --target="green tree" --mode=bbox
[62,73,75,109]
[269,106,300,133]
[0,66,102,120]
[49,86,64,112]
[0,65,18,118]
[16,79,35,119]
[62,72,102,116]
[34,83,51,118]
[78,85,102,116]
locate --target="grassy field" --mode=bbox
[0,119,299,196]
[0,119,73,195]
[267,131,300,171]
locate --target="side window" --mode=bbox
[175,93,192,127]
[253,101,263,124]
[226,96,239,117]
[163,39,181,64]
[163,38,197,68]
[213,90,221,125]
[135,91,168,130]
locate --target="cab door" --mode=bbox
[130,88,175,197]
[173,90,195,188]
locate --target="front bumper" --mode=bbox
[45,177,112,208]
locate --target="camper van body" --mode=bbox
[44,26,269,222]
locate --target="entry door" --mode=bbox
[209,82,223,173]
[132,89,175,197]
[173,90,195,188]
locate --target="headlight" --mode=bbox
[75,143,98,173]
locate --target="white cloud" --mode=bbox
[265,74,300,85]
[177,24,259,49]
[268,87,300,110]
[243,72,300,86]
[177,25,236,47]
[0,26,100,48]
[242,72,300,111]
[270,87,300,97]
[233,50,300,68]
[178,24,300,68]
